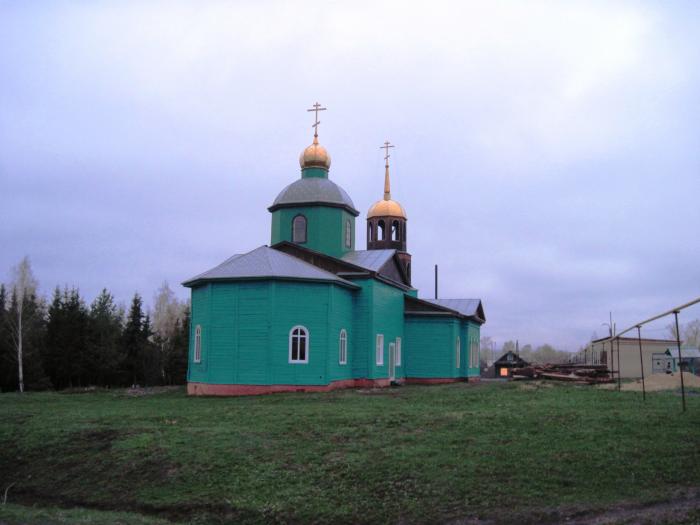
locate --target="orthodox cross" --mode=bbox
[307,102,327,137]
[380,140,395,165]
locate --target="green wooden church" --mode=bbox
[183,105,485,395]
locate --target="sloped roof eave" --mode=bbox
[182,275,360,290]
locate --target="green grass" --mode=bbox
[0,382,699,524]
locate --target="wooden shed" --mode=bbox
[494,351,529,378]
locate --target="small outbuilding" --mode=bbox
[494,351,529,378]
[653,348,700,375]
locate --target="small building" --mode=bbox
[652,348,700,375]
[494,351,529,378]
[580,337,677,379]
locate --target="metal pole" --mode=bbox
[636,325,646,401]
[616,337,621,391]
[674,311,686,412]
[434,264,438,299]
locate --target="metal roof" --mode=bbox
[269,177,359,215]
[425,298,483,318]
[664,348,700,358]
[341,249,396,272]
[182,246,357,288]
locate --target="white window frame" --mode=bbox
[194,325,202,363]
[339,329,348,365]
[456,336,461,368]
[395,337,402,366]
[376,334,384,365]
[289,325,309,364]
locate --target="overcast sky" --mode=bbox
[1,1,699,350]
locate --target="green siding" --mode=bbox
[464,320,481,377]
[188,278,482,387]
[270,206,355,258]
[188,280,355,386]
[404,316,462,379]
[369,280,405,379]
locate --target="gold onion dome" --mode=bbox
[299,135,331,169]
[367,198,407,219]
[367,149,407,219]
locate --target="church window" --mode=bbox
[368,222,373,242]
[376,334,384,365]
[456,336,461,368]
[378,220,386,241]
[396,337,402,366]
[289,326,309,363]
[292,215,307,243]
[194,325,202,363]
[345,219,352,248]
[339,329,347,365]
[392,220,400,241]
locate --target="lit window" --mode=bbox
[345,219,352,248]
[456,336,461,368]
[395,337,402,366]
[292,215,307,243]
[289,326,309,363]
[339,329,347,365]
[194,325,202,363]
[376,334,384,365]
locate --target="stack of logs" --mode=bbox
[511,363,612,384]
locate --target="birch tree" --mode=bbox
[8,256,38,393]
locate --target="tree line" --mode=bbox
[0,256,189,392]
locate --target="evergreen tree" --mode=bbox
[86,289,123,387]
[44,287,89,388]
[163,305,190,385]
[0,284,14,392]
[122,293,148,386]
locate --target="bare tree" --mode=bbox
[684,319,700,348]
[8,256,38,393]
[152,281,185,342]
[151,282,186,381]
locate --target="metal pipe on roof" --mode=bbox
[434,264,438,299]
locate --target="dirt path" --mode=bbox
[453,489,700,525]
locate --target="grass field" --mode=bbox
[1,381,699,524]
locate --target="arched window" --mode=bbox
[406,262,411,281]
[378,220,386,241]
[292,215,307,244]
[345,219,352,249]
[456,336,461,368]
[339,329,347,365]
[367,222,373,242]
[392,220,400,241]
[194,325,202,363]
[289,326,309,363]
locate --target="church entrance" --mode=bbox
[389,342,396,381]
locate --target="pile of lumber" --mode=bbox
[511,363,612,384]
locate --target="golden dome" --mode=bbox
[299,135,331,169]
[367,154,407,219]
[367,198,407,219]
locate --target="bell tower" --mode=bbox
[366,141,411,283]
